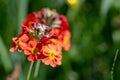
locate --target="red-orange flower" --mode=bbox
[62,30,71,51]
[41,44,62,67]
[9,8,71,67]
[24,39,42,62]
[9,34,29,52]
[50,29,71,51]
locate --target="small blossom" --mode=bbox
[42,44,62,67]
[9,34,29,52]
[62,30,71,51]
[24,39,42,62]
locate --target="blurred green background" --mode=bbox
[1,0,120,80]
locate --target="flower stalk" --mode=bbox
[34,60,41,78]
[27,62,34,80]
[111,49,119,80]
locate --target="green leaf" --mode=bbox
[100,0,114,16]
[0,36,12,72]
[17,0,28,33]
[112,0,120,9]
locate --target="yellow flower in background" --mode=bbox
[66,0,78,8]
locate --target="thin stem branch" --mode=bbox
[111,49,119,80]
[27,62,34,80]
[34,60,41,78]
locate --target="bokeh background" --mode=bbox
[1,0,120,80]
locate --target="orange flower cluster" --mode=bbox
[9,8,71,67]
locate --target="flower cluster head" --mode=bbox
[10,8,71,67]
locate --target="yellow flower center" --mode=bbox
[31,47,38,54]
[16,40,20,47]
[48,50,56,60]
[50,39,57,43]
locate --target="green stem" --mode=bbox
[34,60,41,78]
[27,62,34,80]
[111,49,119,80]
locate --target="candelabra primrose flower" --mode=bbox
[10,8,71,67]
[42,44,62,67]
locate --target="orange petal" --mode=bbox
[18,47,23,52]
[28,39,38,47]
[19,34,29,42]
[24,50,31,55]
[50,60,56,67]
[19,42,27,49]
[27,55,35,62]
[55,58,62,65]
[9,47,16,52]
[12,37,18,42]
[42,57,50,65]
